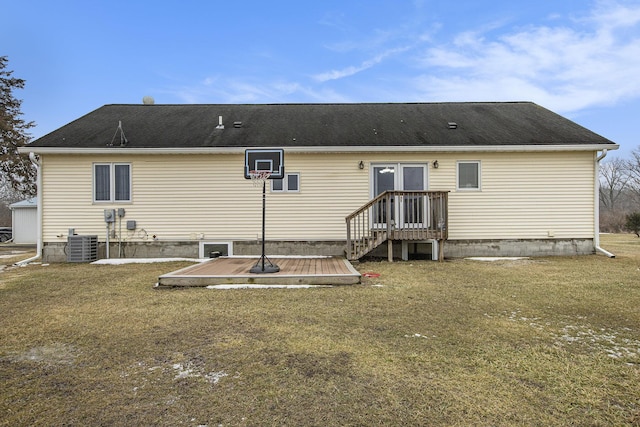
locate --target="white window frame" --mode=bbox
[456,161,481,191]
[271,172,300,193]
[199,241,233,258]
[93,163,132,203]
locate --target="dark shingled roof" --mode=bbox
[28,102,616,149]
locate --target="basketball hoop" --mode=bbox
[249,170,272,187]
[244,149,284,274]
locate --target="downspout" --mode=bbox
[15,152,43,266]
[594,149,615,258]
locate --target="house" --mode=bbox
[20,102,618,263]
[9,197,38,244]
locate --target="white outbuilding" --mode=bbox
[10,197,37,244]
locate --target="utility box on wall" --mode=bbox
[67,235,98,262]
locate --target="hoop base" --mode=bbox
[250,256,280,274]
[250,262,280,274]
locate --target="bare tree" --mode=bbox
[626,147,640,206]
[598,152,640,233]
[599,157,630,211]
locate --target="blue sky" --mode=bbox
[4,0,640,158]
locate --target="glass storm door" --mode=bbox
[373,165,396,226]
[400,165,427,228]
[372,164,427,228]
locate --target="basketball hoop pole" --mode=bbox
[250,178,279,273]
[245,148,283,274]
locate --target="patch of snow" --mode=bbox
[404,333,434,339]
[491,310,639,361]
[206,284,332,289]
[217,255,333,259]
[4,343,78,365]
[171,362,229,385]
[465,257,529,262]
[205,371,229,385]
[173,363,197,379]
[0,251,28,259]
[553,325,640,359]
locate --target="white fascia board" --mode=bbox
[19,144,618,155]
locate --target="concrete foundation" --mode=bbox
[42,240,347,263]
[443,238,594,258]
[41,238,595,263]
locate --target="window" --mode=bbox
[457,161,480,190]
[271,173,299,192]
[94,163,131,202]
[199,241,233,258]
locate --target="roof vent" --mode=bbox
[233,121,243,128]
[448,122,458,129]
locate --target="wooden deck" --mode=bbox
[157,256,361,287]
[346,190,448,261]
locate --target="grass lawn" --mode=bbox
[1,234,639,426]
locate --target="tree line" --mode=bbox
[600,150,640,236]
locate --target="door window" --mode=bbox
[372,164,428,227]
[373,165,396,224]
[401,166,425,225]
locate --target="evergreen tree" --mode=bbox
[0,56,36,196]
[625,212,640,237]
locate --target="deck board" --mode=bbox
[157,256,361,287]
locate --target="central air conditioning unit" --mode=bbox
[67,235,98,262]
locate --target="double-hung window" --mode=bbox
[271,173,300,192]
[94,163,131,202]
[457,161,481,191]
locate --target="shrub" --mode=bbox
[625,212,640,237]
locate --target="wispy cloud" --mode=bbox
[413,0,640,113]
[162,0,640,116]
[312,46,410,82]
[165,77,351,105]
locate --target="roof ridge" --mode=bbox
[102,101,536,107]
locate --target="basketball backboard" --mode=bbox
[244,149,284,179]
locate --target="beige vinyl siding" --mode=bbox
[41,156,95,240]
[40,150,596,244]
[40,153,370,243]
[429,152,595,240]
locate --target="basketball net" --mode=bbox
[249,170,272,188]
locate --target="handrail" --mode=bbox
[345,191,391,222]
[346,191,449,260]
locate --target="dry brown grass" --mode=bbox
[1,235,639,426]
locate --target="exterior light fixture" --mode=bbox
[433,160,439,169]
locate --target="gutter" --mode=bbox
[14,152,42,266]
[19,143,619,156]
[594,149,615,258]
